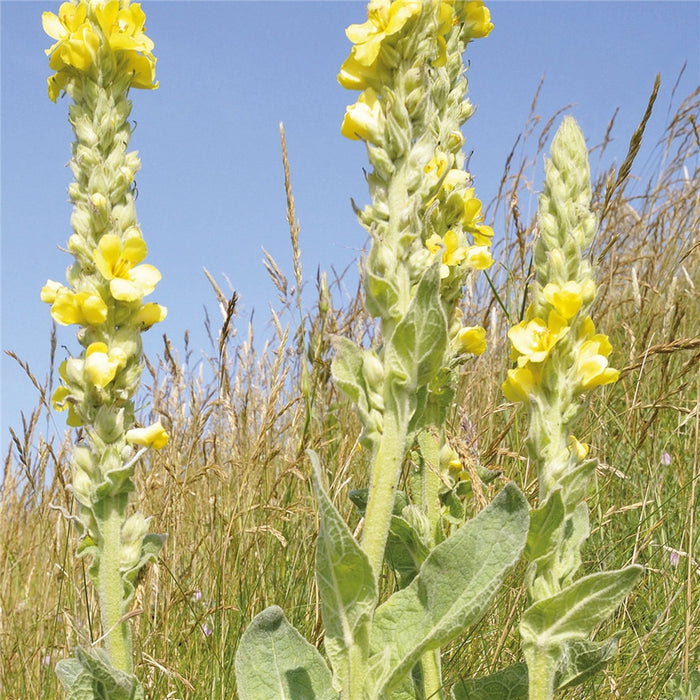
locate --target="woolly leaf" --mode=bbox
[234,605,336,700]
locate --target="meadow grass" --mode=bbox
[1,87,698,699]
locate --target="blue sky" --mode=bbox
[1,1,699,445]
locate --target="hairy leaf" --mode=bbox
[385,262,447,392]
[55,648,144,700]
[520,565,643,650]
[369,482,529,695]
[235,605,336,700]
[310,451,376,692]
[451,633,623,699]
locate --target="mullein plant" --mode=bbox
[40,2,168,697]
[493,118,643,699]
[235,3,530,699]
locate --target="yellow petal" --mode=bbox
[126,421,169,450]
[94,233,123,280]
[464,245,493,270]
[456,326,486,356]
[136,302,167,329]
[568,435,589,460]
[502,365,537,403]
[80,293,108,325]
[41,280,63,304]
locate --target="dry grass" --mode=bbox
[1,87,698,698]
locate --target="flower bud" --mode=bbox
[362,351,384,389]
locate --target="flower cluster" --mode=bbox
[338,0,495,373]
[503,115,620,571]
[41,2,166,442]
[42,2,167,690]
[507,117,642,700]
[43,0,157,101]
[333,0,497,592]
[502,120,619,418]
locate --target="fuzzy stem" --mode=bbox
[98,497,131,673]
[525,649,557,700]
[362,406,408,578]
[418,428,443,548]
[422,647,444,700]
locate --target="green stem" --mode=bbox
[362,406,408,578]
[98,497,131,673]
[346,643,368,700]
[421,647,445,700]
[417,430,444,698]
[524,645,556,700]
[418,428,442,548]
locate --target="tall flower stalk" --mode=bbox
[41,1,167,694]
[337,0,496,579]
[503,117,643,699]
[235,3,530,699]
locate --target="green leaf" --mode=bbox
[349,488,408,517]
[365,245,401,320]
[557,458,596,513]
[369,482,529,695]
[665,670,700,699]
[347,488,427,587]
[234,605,337,700]
[310,451,376,692]
[384,514,431,587]
[475,463,503,485]
[520,565,643,651]
[556,502,590,587]
[451,634,623,699]
[123,532,166,605]
[55,648,144,700]
[556,633,623,689]
[525,488,565,562]
[330,336,365,405]
[385,262,447,392]
[451,663,528,700]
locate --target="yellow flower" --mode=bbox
[43,1,157,100]
[347,1,420,67]
[464,245,493,270]
[432,35,448,67]
[568,435,589,460]
[455,325,487,356]
[508,311,569,365]
[43,283,108,326]
[94,2,153,54]
[542,280,595,320]
[442,168,469,193]
[94,1,158,89]
[40,279,63,304]
[51,385,84,426]
[574,335,619,393]
[43,1,101,100]
[426,230,467,278]
[338,1,420,89]
[43,2,95,71]
[126,421,169,449]
[456,1,494,39]
[425,152,451,181]
[135,302,167,330]
[502,364,540,403]
[52,360,85,426]
[84,342,127,388]
[341,88,384,142]
[461,188,493,245]
[337,53,376,91]
[93,232,161,302]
